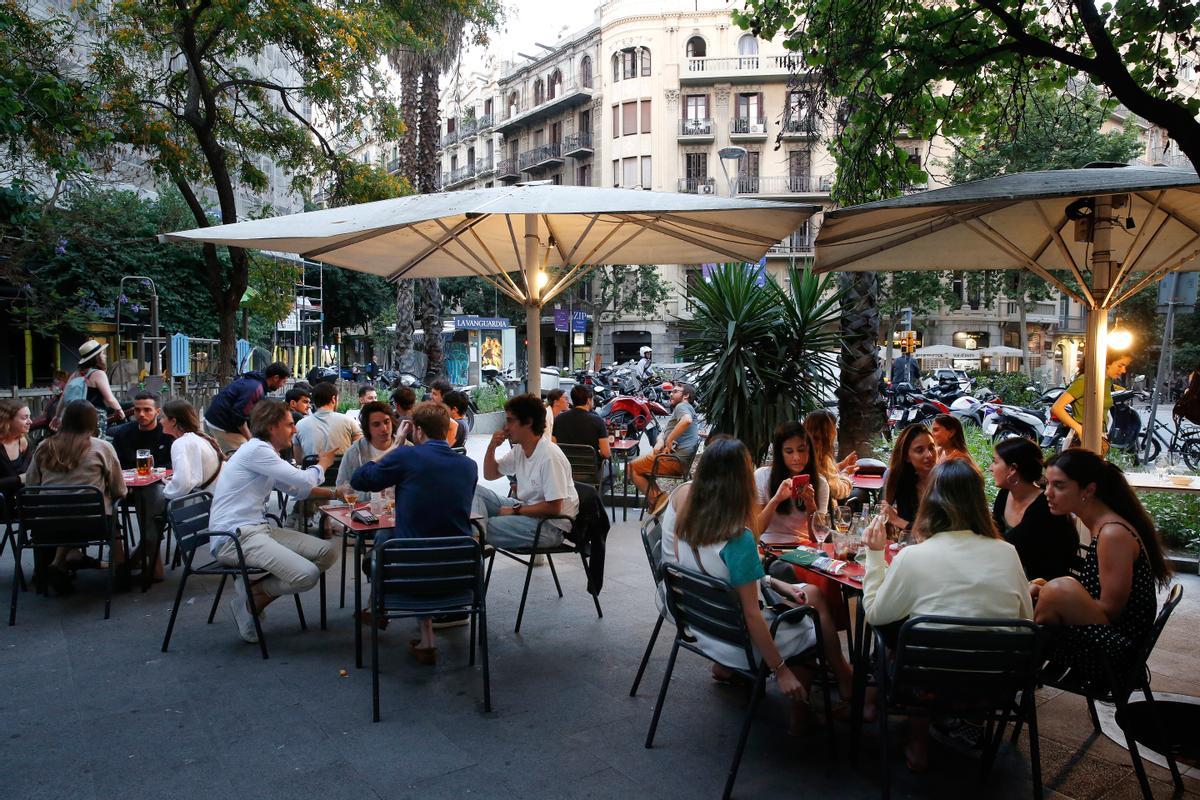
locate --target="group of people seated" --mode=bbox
[651,411,1172,774]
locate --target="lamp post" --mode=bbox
[718,145,747,198]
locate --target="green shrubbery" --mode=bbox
[968,370,1040,407]
[471,384,507,414]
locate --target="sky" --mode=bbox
[457,0,600,76]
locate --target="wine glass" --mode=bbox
[834,505,853,535]
[811,512,831,547]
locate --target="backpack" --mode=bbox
[62,369,95,405]
[1173,371,1200,425]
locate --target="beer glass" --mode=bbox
[136,449,153,476]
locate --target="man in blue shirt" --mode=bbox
[204,362,291,453]
[350,400,477,652]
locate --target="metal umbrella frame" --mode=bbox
[814,165,1200,451]
[161,184,818,395]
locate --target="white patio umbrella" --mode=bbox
[914,344,977,359]
[815,165,1200,451]
[161,184,818,394]
[979,345,1025,358]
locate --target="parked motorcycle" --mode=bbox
[885,383,950,436]
[597,395,668,446]
[982,402,1047,443]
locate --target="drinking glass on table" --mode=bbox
[340,484,359,507]
[834,505,853,535]
[811,511,831,546]
[136,449,153,476]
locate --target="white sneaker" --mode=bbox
[230,581,262,643]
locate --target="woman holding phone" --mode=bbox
[755,422,827,546]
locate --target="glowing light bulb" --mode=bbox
[1105,328,1133,351]
[536,270,550,289]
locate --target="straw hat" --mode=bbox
[78,339,109,365]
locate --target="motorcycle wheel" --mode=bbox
[992,426,1034,444]
[1181,435,1200,471]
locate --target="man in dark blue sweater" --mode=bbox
[203,362,291,453]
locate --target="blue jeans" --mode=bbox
[472,485,564,550]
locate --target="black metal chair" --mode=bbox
[300,454,341,629]
[160,491,307,660]
[371,536,490,721]
[629,513,668,697]
[557,443,602,491]
[483,481,604,634]
[871,616,1045,800]
[10,485,119,625]
[640,453,685,520]
[645,562,834,800]
[1013,582,1185,798]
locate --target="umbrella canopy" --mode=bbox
[979,345,1025,358]
[162,184,817,394]
[814,165,1200,451]
[915,344,977,359]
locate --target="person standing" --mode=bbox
[629,383,700,505]
[1051,351,1132,448]
[208,400,338,643]
[890,349,921,388]
[293,381,362,461]
[203,362,292,453]
[473,394,578,549]
[62,340,125,437]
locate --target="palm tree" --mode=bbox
[836,272,885,457]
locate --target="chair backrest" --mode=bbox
[660,562,755,672]
[166,492,215,560]
[889,616,1043,708]
[558,443,600,485]
[1137,582,1183,667]
[301,454,343,487]
[639,516,663,582]
[451,445,467,456]
[375,536,483,601]
[17,485,110,546]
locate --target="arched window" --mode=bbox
[640,47,651,76]
[507,91,519,118]
[548,69,562,100]
[533,78,545,106]
[685,36,706,58]
[737,34,759,55]
[580,55,593,88]
[612,53,621,82]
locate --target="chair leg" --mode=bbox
[1087,696,1101,731]
[294,593,307,630]
[8,544,22,626]
[484,551,496,590]
[468,606,478,667]
[1026,697,1044,800]
[240,569,269,660]
[161,567,190,652]
[545,554,563,598]
[208,575,228,623]
[514,556,536,634]
[480,597,492,713]
[644,639,681,748]
[103,535,115,620]
[318,572,327,630]
[629,615,664,697]
[339,532,349,609]
[371,594,381,722]
[879,700,891,800]
[580,552,602,619]
[722,676,767,800]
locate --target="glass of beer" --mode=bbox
[136,449,153,476]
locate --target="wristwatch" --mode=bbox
[511,503,522,515]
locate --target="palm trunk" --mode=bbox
[414,56,444,381]
[418,277,444,381]
[836,272,885,456]
[394,280,414,365]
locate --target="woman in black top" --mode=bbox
[882,424,937,531]
[989,437,1078,580]
[0,400,34,518]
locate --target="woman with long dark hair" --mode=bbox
[882,424,937,531]
[1034,449,1171,688]
[930,414,971,464]
[755,421,826,546]
[990,437,1078,580]
[863,459,1033,771]
[161,399,224,500]
[25,400,128,591]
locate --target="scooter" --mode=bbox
[886,383,949,435]
[983,402,1047,443]
[597,395,669,446]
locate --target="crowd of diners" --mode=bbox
[0,346,1175,780]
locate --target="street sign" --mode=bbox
[1157,272,1197,314]
[453,316,510,330]
[554,309,589,332]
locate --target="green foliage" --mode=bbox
[245,256,301,326]
[968,370,1040,406]
[734,0,1200,199]
[679,264,843,461]
[321,265,395,333]
[585,265,672,324]
[470,384,507,414]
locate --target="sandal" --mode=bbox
[408,639,437,666]
[66,555,104,571]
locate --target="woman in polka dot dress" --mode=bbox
[1031,449,1172,688]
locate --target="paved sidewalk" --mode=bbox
[1,442,1197,799]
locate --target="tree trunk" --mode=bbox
[836,272,885,457]
[397,50,420,182]
[417,277,444,381]
[394,279,415,365]
[1016,272,1032,379]
[413,56,444,381]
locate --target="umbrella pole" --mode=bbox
[1082,196,1117,453]
[525,213,542,397]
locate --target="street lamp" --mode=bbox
[718,145,747,198]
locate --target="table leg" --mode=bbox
[621,458,630,523]
[848,591,870,763]
[354,533,363,669]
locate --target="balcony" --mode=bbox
[767,232,815,257]
[678,118,715,141]
[736,175,833,196]
[730,117,769,139]
[386,157,400,174]
[497,157,520,182]
[475,155,495,177]
[677,177,717,195]
[680,54,805,85]
[441,129,460,147]
[476,113,494,132]
[780,116,817,139]
[518,142,564,171]
[495,81,596,135]
[459,117,478,140]
[561,131,593,158]
[443,163,477,188]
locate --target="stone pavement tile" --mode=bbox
[392,765,523,800]
[1097,771,1200,799]
[328,717,478,789]
[1033,691,1141,768]
[1015,733,1134,800]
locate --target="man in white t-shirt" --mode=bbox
[293,381,361,461]
[473,393,579,549]
[344,384,377,425]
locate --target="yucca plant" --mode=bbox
[679,263,842,461]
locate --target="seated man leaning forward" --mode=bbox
[473,393,579,549]
[208,399,339,644]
